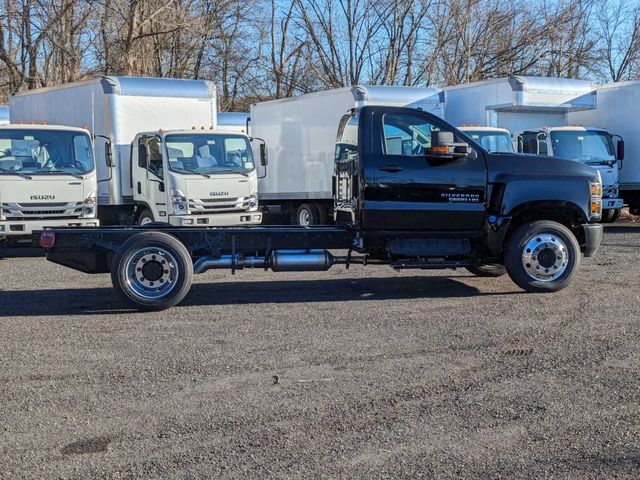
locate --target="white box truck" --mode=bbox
[10,76,263,226]
[457,126,514,153]
[249,85,444,225]
[0,124,99,242]
[443,76,624,221]
[568,81,640,214]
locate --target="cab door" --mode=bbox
[133,135,167,220]
[364,108,487,231]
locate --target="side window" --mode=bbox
[73,135,92,171]
[521,133,538,154]
[382,113,440,156]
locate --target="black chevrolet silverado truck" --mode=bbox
[38,106,604,311]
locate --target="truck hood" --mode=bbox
[171,172,258,201]
[0,175,88,205]
[486,153,600,184]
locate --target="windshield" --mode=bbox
[0,129,94,175]
[550,130,615,164]
[165,134,255,175]
[464,131,513,153]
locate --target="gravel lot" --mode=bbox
[1,225,639,479]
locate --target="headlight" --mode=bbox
[247,195,258,212]
[589,178,602,221]
[171,188,189,215]
[82,191,97,218]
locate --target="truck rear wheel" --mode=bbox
[465,263,507,277]
[296,203,320,226]
[111,232,193,311]
[505,220,580,293]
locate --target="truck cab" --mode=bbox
[131,130,262,226]
[458,126,514,153]
[517,126,624,221]
[0,125,98,242]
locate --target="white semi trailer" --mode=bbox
[10,76,263,226]
[443,76,624,221]
[0,124,99,242]
[568,81,640,214]
[249,85,444,225]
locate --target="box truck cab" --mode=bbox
[0,124,98,242]
[517,126,624,221]
[132,129,261,226]
[9,76,261,227]
[458,126,514,153]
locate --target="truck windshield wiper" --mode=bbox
[218,169,249,177]
[0,167,32,179]
[586,160,615,166]
[39,170,84,180]
[172,168,210,178]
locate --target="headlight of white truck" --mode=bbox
[171,188,189,215]
[82,191,97,218]
[248,195,259,212]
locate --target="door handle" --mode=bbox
[378,165,403,172]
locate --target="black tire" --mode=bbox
[601,208,621,223]
[111,231,193,311]
[137,209,154,225]
[465,263,507,277]
[505,220,581,293]
[296,203,320,226]
[315,203,329,225]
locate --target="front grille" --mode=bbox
[188,197,251,214]
[1,201,83,219]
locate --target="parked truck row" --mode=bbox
[1,75,638,242]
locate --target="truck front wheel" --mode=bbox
[601,209,621,223]
[111,232,193,311]
[137,209,154,225]
[505,220,581,293]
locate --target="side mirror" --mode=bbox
[516,135,524,153]
[536,132,548,155]
[105,142,114,167]
[427,131,469,162]
[617,139,624,161]
[260,143,268,166]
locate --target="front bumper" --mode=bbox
[168,212,263,227]
[0,218,100,238]
[602,197,624,210]
[582,223,603,257]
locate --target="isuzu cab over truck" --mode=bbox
[443,76,623,222]
[0,125,98,243]
[10,76,262,227]
[517,126,624,222]
[38,106,604,311]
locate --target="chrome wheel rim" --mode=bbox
[298,209,310,226]
[521,233,569,282]
[124,247,179,299]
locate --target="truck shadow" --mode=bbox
[0,276,521,317]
